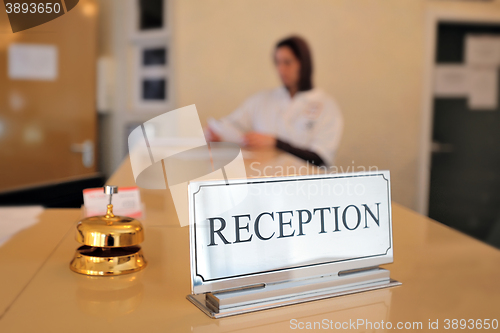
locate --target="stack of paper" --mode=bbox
[0,206,43,246]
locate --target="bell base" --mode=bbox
[70,246,147,276]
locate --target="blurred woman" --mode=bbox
[206,36,343,166]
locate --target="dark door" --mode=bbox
[429,22,500,248]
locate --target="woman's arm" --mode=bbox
[242,132,324,165]
[276,139,325,166]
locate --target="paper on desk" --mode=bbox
[83,187,142,218]
[207,118,245,145]
[0,206,43,246]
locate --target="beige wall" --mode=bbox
[96,0,500,210]
[172,0,500,210]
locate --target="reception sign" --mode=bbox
[187,171,399,317]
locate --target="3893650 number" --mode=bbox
[443,319,499,330]
[5,2,61,14]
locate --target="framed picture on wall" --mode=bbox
[128,0,173,112]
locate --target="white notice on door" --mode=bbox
[465,35,500,67]
[8,43,58,81]
[468,67,498,110]
[434,65,469,97]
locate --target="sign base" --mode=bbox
[187,267,401,319]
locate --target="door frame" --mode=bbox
[417,8,500,215]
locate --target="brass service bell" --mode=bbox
[70,185,147,276]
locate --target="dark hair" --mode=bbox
[275,36,313,91]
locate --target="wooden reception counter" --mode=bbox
[0,149,499,332]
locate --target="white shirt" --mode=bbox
[222,87,343,165]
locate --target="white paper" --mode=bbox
[0,206,43,246]
[207,118,245,145]
[83,187,143,218]
[434,65,469,97]
[8,43,58,81]
[468,67,498,110]
[465,35,500,67]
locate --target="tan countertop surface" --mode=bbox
[1,149,499,332]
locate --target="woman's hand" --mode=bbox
[244,132,277,148]
[204,127,221,142]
